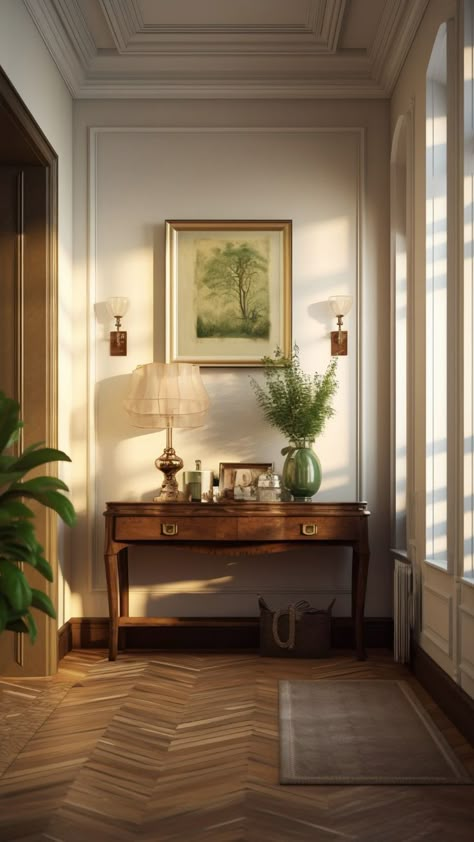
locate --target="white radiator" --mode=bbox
[393,559,413,663]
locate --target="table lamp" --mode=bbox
[124,362,209,502]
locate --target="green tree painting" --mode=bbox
[196,239,270,339]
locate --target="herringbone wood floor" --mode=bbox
[0,650,473,842]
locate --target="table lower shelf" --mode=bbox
[116,616,257,627]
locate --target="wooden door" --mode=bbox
[0,70,58,676]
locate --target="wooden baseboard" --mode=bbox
[412,644,474,745]
[60,616,393,653]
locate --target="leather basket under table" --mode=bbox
[259,599,334,658]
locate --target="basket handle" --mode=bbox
[272,604,296,649]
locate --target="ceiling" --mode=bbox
[24,0,429,99]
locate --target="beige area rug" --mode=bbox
[279,680,472,785]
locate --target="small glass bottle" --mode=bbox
[256,468,282,502]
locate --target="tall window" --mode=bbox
[391,117,408,552]
[426,24,448,567]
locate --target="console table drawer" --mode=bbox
[114,516,236,542]
[237,516,360,541]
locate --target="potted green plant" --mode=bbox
[250,346,338,500]
[0,392,76,642]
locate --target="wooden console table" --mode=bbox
[103,501,370,661]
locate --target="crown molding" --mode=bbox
[371,0,430,95]
[99,0,142,52]
[24,0,93,96]
[23,0,428,99]
[318,0,347,53]
[99,0,347,54]
[71,76,386,100]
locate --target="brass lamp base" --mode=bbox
[154,446,185,502]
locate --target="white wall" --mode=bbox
[71,98,390,621]
[0,0,73,626]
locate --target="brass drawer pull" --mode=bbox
[301,523,317,536]
[161,523,178,536]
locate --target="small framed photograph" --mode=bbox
[218,461,273,501]
[165,219,292,366]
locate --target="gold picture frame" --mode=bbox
[218,461,273,501]
[166,219,292,366]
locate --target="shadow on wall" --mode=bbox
[95,369,356,500]
[132,543,353,618]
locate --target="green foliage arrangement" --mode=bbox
[250,345,338,445]
[0,392,76,643]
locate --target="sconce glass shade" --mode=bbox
[107,296,129,318]
[328,295,352,317]
[123,362,209,430]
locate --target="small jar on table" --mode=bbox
[256,468,282,502]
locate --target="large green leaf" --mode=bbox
[6,617,30,636]
[0,523,41,562]
[11,476,70,494]
[35,555,53,582]
[0,519,39,549]
[0,394,21,452]
[31,588,56,619]
[0,542,38,568]
[0,454,18,472]
[0,391,76,643]
[28,491,76,526]
[13,446,72,472]
[0,500,34,520]
[0,594,7,633]
[0,560,32,612]
[24,611,38,643]
[4,487,76,526]
[0,471,25,487]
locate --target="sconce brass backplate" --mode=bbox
[110,330,127,356]
[331,330,348,356]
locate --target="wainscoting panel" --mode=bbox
[422,582,452,656]
[459,585,474,698]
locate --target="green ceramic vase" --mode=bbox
[281,440,322,501]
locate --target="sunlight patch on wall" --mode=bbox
[312,217,350,275]
[132,576,234,595]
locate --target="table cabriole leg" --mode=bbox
[118,547,129,652]
[354,547,370,660]
[351,545,358,643]
[104,552,119,661]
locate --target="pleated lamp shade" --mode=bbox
[124,362,209,430]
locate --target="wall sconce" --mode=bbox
[107,297,129,356]
[328,295,352,356]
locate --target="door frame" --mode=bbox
[0,67,58,675]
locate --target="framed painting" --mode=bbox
[165,219,292,366]
[218,462,273,501]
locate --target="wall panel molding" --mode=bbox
[87,125,366,603]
